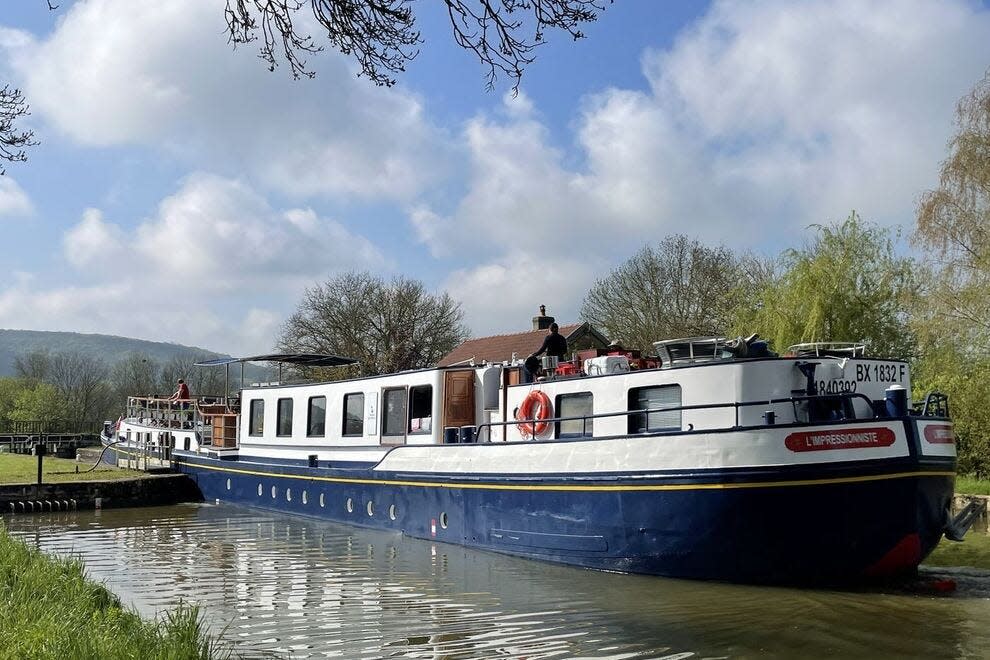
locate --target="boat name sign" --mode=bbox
[785,427,897,452]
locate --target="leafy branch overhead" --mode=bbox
[224,0,610,90]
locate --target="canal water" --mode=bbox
[5,503,990,659]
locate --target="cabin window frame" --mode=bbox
[555,392,594,438]
[276,398,294,437]
[407,384,433,435]
[342,392,365,437]
[307,396,327,438]
[628,385,682,433]
[249,399,265,436]
[381,387,407,443]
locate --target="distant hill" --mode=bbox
[0,329,227,377]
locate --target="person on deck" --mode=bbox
[530,323,568,362]
[171,379,192,427]
[171,379,190,401]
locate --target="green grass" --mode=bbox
[0,523,234,660]
[0,452,144,485]
[955,474,990,496]
[925,532,990,570]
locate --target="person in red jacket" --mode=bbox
[171,379,190,401]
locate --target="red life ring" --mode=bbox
[517,390,552,437]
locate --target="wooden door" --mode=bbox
[443,370,476,429]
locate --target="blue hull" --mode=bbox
[171,450,953,583]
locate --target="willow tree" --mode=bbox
[741,213,916,359]
[581,235,758,353]
[915,68,990,351]
[278,271,469,377]
[913,69,990,477]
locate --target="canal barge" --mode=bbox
[104,337,962,582]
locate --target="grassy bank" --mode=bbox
[0,452,143,485]
[955,474,990,496]
[0,523,232,659]
[925,532,990,570]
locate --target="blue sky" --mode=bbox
[0,0,988,355]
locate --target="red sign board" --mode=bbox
[786,427,896,452]
[923,424,954,444]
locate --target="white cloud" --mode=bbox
[444,251,606,333]
[120,173,385,291]
[416,0,990,335]
[0,174,389,354]
[9,0,452,202]
[0,178,33,217]
[63,208,123,268]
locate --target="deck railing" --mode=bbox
[124,395,240,448]
[473,391,946,443]
[0,419,103,435]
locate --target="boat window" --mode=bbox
[382,388,406,437]
[343,393,365,436]
[307,396,326,437]
[276,398,293,437]
[556,392,593,438]
[249,399,264,436]
[408,385,433,434]
[628,385,682,433]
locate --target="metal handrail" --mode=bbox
[917,391,950,418]
[474,391,882,442]
[0,419,103,435]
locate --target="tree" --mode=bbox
[158,352,228,397]
[224,0,609,90]
[15,350,115,426]
[914,68,990,352]
[581,235,754,353]
[739,213,916,358]
[110,352,162,401]
[13,349,51,382]
[0,0,53,173]
[0,85,36,175]
[278,271,469,376]
[0,378,63,426]
[912,69,990,477]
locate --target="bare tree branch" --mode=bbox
[224,0,609,90]
[0,86,37,175]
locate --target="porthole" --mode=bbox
[346,497,354,513]
[271,485,277,499]
[258,483,263,497]
[302,491,308,505]
[367,501,374,516]
[286,488,292,502]
[319,493,325,508]
[388,504,397,521]
[226,478,231,491]
[439,512,449,529]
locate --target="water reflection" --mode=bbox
[5,504,990,659]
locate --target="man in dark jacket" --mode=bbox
[531,323,568,361]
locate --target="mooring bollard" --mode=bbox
[32,442,46,486]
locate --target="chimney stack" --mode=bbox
[532,304,555,330]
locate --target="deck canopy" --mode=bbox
[194,353,358,368]
[194,353,359,397]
